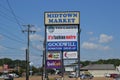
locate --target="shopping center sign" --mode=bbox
[45,11,80,25]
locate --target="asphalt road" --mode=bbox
[11,75,114,80]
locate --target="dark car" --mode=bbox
[4,75,13,80]
[110,74,119,78]
[80,74,94,79]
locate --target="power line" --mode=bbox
[0,2,25,24]
[0,44,23,51]
[0,32,26,44]
[0,1,27,43]
[6,0,23,30]
[0,25,26,42]
[0,9,17,23]
[0,2,11,12]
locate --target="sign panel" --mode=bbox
[46,60,61,69]
[47,41,77,51]
[47,33,77,42]
[47,51,61,60]
[65,67,75,71]
[3,64,8,70]
[45,12,80,25]
[47,25,78,34]
[63,51,78,59]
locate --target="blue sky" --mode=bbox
[0,0,120,67]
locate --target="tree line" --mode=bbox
[80,58,120,67]
[0,58,120,76]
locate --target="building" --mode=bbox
[81,64,119,77]
[0,66,19,73]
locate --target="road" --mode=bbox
[11,75,114,80]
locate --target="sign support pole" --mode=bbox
[44,25,48,80]
[61,50,64,80]
[77,24,81,80]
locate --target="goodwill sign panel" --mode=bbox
[47,41,77,51]
[45,12,80,25]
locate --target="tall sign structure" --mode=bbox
[44,11,80,80]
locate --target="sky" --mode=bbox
[0,0,120,67]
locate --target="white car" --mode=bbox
[104,73,111,78]
[68,72,77,78]
[9,73,19,78]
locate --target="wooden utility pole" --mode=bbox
[22,24,35,80]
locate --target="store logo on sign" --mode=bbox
[47,53,60,60]
[48,26,55,33]
[48,35,76,40]
[46,60,61,68]
[47,61,61,66]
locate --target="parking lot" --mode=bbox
[8,75,114,80]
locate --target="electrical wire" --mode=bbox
[0,32,26,44]
[0,2,25,23]
[0,1,43,61]
[0,10,17,23]
[0,1,27,43]
[6,0,23,30]
[0,25,26,42]
[0,44,23,51]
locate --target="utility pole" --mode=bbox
[22,24,35,80]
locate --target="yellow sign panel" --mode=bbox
[45,11,80,25]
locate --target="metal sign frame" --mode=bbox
[44,11,80,80]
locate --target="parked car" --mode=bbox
[0,74,13,80]
[9,73,19,78]
[80,74,94,79]
[110,73,119,78]
[68,72,77,78]
[104,73,111,78]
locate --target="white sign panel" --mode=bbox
[45,12,80,25]
[47,33,77,42]
[65,67,74,71]
[47,51,61,60]
[47,26,78,34]
[63,51,78,59]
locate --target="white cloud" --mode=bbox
[82,42,98,49]
[0,45,6,50]
[30,34,44,41]
[36,45,44,51]
[31,44,44,51]
[99,34,113,43]
[100,46,110,50]
[21,47,27,51]
[0,35,3,40]
[30,27,41,32]
[82,42,110,50]
[89,37,98,41]
[87,32,94,35]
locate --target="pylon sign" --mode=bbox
[44,11,80,69]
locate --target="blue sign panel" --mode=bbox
[47,41,77,51]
